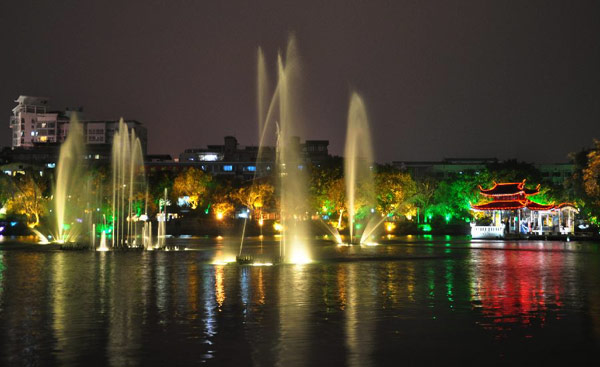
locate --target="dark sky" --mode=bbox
[2,0,599,163]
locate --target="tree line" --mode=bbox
[2,141,600,231]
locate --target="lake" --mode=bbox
[1,236,599,366]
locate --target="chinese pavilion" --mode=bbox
[470,180,577,238]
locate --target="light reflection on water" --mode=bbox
[0,238,599,365]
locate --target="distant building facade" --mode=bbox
[393,158,574,185]
[9,96,147,154]
[392,158,498,180]
[146,136,330,179]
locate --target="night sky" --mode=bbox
[2,0,599,163]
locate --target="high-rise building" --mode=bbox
[9,95,147,154]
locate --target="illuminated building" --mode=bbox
[161,136,329,179]
[9,95,147,154]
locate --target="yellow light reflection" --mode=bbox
[215,266,225,308]
[257,268,265,305]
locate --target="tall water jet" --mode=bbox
[156,188,167,248]
[344,93,375,244]
[54,115,87,244]
[97,231,109,251]
[111,119,146,248]
[277,37,311,263]
[257,47,270,142]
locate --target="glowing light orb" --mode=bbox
[385,222,396,232]
[288,248,311,264]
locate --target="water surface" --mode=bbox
[1,236,599,366]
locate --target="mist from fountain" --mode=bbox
[344,93,376,244]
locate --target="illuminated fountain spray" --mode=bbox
[344,93,377,244]
[111,119,146,249]
[156,188,167,248]
[245,36,312,264]
[276,39,311,264]
[53,115,88,244]
[98,231,109,251]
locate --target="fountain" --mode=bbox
[232,36,312,265]
[230,36,384,265]
[110,119,146,249]
[277,39,311,264]
[97,230,109,251]
[53,115,88,245]
[32,115,157,250]
[156,188,167,249]
[344,93,378,245]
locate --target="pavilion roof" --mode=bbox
[525,201,555,211]
[471,200,526,211]
[471,199,565,211]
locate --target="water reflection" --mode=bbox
[0,240,598,365]
[344,263,375,367]
[277,265,310,366]
[0,253,4,300]
[470,248,572,332]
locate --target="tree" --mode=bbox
[323,178,346,217]
[374,168,417,217]
[209,177,235,219]
[308,158,345,219]
[582,139,600,223]
[147,170,175,214]
[172,168,211,210]
[412,177,438,221]
[231,179,275,219]
[0,174,11,210]
[5,172,48,227]
[212,201,235,220]
[431,171,491,222]
[487,159,543,184]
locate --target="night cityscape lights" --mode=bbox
[2,1,600,365]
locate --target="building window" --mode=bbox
[223,165,233,172]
